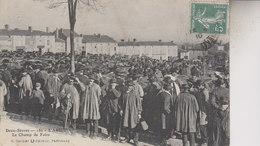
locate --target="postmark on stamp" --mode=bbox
[190,3,228,34]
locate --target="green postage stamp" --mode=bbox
[190,3,228,34]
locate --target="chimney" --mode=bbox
[55,28,59,38]
[133,38,136,42]
[159,40,162,42]
[28,26,32,32]
[97,33,101,38]
[46,27,49,33]
[4,24,9,30]
[121,39,125,42]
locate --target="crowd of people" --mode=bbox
[0,51,229,146]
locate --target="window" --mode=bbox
[114,47,116,51]
[47,40,50,45]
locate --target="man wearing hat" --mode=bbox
[102,78,122,141]
[60,76,80,133]
[214,71,225,88]
[0,78,7,121]
[209,79,229,146]
[132,73,144,98]
[156,82,176,145]
[0,64,12,109]
[121,77,143,146]
[192,80,210,146]
[175,84,199,146]
[76,75,101,138]
[45,69,62,121]
[142,75,161,130]
[154,68,164,82]
[18,68,33,117]
[35,66,49,89]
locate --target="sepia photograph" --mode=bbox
[0,0,230,146]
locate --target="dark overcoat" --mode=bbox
[157,90,175,130]
[175,92,199,133]
[122,84,142,129]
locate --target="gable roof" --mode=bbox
[0,29,53,36]
[187,44,205,51]
[82,35,116,43]
[178,48,188,53]
[55,38,65,42]
[60,29,81,37]
[118,41,176,46]
[0,36,11,40]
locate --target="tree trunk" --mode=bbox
[70,26,75,74]
[68,0,77,75]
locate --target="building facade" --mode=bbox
[54,38,66,53]
[0,25,55,53]
[82,34,118,55]
[54,29,82,54]
[118,40,178,60]
[0,35,12,50]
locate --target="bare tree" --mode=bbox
[35,0,103,74]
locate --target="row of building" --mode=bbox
[0,25,226,60]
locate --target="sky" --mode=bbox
[0,0,229,44]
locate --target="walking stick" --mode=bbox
[64,112,68,129]
[64,94,71,130]
[118,112,122,140]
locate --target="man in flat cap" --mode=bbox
[45,69,62,121]
[102,78,122,142]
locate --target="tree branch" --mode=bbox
[49,1,67,8]
[78,0,103,13]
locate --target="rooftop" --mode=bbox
[55,38,65,42]
[178,48,188,53]
[59,29,81,37]
[118,41,176,46]
[0,29,53,36]
[82,34,116,43]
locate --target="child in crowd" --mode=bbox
[31,82,45,122]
